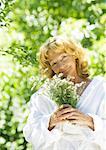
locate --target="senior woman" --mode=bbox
[23,36,106,150]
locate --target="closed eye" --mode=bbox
[51,62,57,66]
[53,62,57,65]
[61,55,67,61]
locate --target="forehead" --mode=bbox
[47,49,64,61]
[47,49,75,64]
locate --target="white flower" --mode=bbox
[44,74,81,107]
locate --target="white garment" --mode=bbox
[23,76,106,150]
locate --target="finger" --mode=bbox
[54,104,70,114]
[59,111,80,118]
[53,118,65,125]
[68,120,80,125]
[69,108,82,113]
[50,113,62,126]
[68,114,89,125]
[68,115,88,126]
[68,109,83,117]
[58,112,79,120]
[52,111,70,122]
[56,107,72,117]
[67,111,87,120]
[70,120,86,126]
[67,115,79,120]
[56,106,78,117]
[58,104,71,111]
[59,113,71,120]
[68,112,88,121]
[55,107,81,119]
[60,104,72,108]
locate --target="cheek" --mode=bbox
[69,65,77,74]
[51,65,59,73]
[68,69,74,74]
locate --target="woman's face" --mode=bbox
[48,51,79,80]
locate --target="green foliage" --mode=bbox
[0,57,38,149]
[89,39,106,76]
[0,0,15,26]
[5,44,38,66]
[1,0,106,64]
[0,0,106,149]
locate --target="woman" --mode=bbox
[23,36,106,150]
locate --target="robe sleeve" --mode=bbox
[86,80,106,149]
[23,92,61,149]
[87,80,106,133]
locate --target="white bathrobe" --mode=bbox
[23,76,106,150]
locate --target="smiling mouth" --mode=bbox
[61,68,70,76]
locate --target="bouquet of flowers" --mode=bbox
[45,74,83,108]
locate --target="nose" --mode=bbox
[52,63,65,74]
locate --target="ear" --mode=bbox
[76,59,89,78]
[81,61,89,78]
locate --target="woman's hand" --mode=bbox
[55,104,94,130]
[48,104,70,131]
[48,104,94,131]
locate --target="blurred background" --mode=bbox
[0,0,106,149]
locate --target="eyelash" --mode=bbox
[61,55,67,61]
[52,55,67,66]
[53,62,57,65]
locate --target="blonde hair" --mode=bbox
[39,36,89,79]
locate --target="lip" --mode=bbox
[61,67,70,76]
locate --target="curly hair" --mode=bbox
[39,36,89,79]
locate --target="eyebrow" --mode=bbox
[50,55,66,66]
